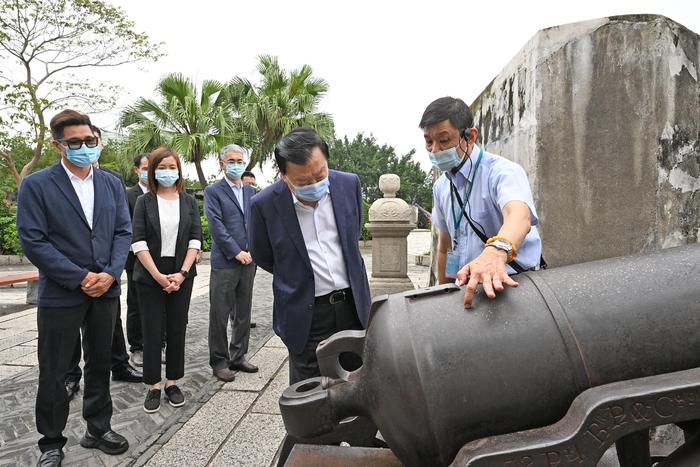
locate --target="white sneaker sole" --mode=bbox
[143,404,160,413]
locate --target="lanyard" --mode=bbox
[449,147,484,230]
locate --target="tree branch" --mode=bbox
[0,149,21,187]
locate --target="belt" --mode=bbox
[315,288,352,306]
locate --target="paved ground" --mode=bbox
[0,238,430,466]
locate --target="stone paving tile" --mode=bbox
[265,335,286,348]
[7,350,37,366]
[251,364,289,415]
[0,364,32,380]
[0,307,36,323]
[145,390,257,467]
[0,344,37,364]
[209,413,287,467]
[0,331,37,351]
[222,346,288,392]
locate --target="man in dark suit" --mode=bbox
[249,128,371,384]
[124,153,150,365]
[16,110,131,466]
[64,129,142,402]
[205,144,259,382]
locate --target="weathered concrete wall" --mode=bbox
[471,15,700,266]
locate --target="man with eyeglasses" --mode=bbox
[16,110,131,466]
[203,144,259,382]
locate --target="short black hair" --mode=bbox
[133,153,149,167]
[241,171,255,179]
[91,125,102,138]
[49,110,92,140]
[419,97,473,134]
[274,127,329,174]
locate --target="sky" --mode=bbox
[86,0,700,183]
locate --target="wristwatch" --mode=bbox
[487,239,514,261]
[179,269,190,278]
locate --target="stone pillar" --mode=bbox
[366,174,416,297]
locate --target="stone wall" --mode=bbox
[471,14,700,266]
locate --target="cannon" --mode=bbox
[279,244,700,466]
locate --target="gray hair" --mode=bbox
[219,144,249,160]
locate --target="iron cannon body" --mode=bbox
[280,245,700,466]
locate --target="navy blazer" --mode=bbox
[16,162,132,307]
[204,178,256,269]
[248,170,371,354]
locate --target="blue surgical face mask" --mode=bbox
[429,146,463,172]
[65,144,101,168]
[139,170,149,183]
[155,169,179,187]
[293,177,329,202]
[225,163,246,180]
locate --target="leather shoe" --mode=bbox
[37,448,63,467]
[112,364,143,383]
[213,367,236,382]
[229,359,258,373]
[79,430,129,455]
[65,380,80,401]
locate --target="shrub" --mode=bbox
[0,215,22,255]
[200,215,212,252]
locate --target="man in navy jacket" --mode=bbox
[16,110,132,466]
[204,144,259,382]
[248,128,371,385]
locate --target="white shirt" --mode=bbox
[224,176,244,210]
[431,144,542,273]
[61,159,94,229]
[131,195,201,258]
[139,182,149,193]
[292,190,350,296]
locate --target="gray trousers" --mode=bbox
[208,264,256,371]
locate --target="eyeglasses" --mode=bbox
[227,161,246,166]
[59,137,99,150]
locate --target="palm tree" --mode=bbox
[119,73,235,188]
[228,55,334,170]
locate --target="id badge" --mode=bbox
[446,249,461,278]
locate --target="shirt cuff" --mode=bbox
[188,239,202,250]
[131,241,149,253]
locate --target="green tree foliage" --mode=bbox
[119,74,234,188]
[328,133,433,228]
[228,55,334,169]
[0,199,20,254]
[0,0,162,189]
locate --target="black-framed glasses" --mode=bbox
[59,137,99,150]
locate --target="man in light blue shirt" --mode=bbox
[420,97,543,308]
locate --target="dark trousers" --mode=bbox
[136,262,193,385]
[36,297,117,451]
[208,264,255,371]
[288,293,363,385]
[65,302,130,383]
[125,269,143,352]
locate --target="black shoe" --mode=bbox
[130,350,143,367]
[143,389,161,413]
[250,322,257,328]
[164,385,185,407]
[229,358,259,373]
[37,448,63,467]
[112,364,143,383]
[79,430,128,455]
[65,380,80,401]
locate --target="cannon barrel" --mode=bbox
[279,245,700,466]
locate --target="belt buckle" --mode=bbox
[329,290,345,305]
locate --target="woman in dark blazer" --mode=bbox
[131,146,202,413]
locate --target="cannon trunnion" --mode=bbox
[280,245,700,466]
